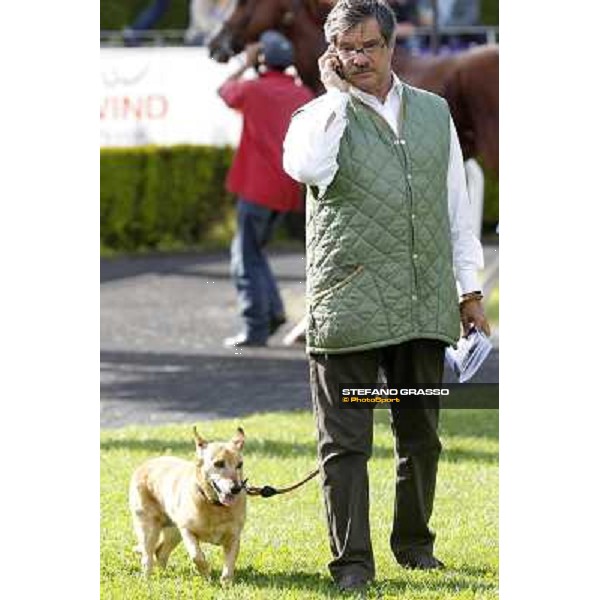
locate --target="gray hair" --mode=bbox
[324,0,397,47]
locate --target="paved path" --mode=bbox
[101,248,499,429]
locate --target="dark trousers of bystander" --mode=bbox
[309,339,446,583]
[230,198,286,343]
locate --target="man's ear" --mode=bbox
[231,427,245,451]
[193,426,208,458]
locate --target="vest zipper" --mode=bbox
[398,136,419,315]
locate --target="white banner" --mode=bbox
[100,47,243,147]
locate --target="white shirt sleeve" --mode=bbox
[283,89,349,196]
[447,118,485,294]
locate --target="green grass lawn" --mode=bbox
[101,410,498,599]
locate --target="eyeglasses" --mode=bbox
[336,38,387,60]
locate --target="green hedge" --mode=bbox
[101,144,498,253]
[480,0,499,26]
[100,145,236,252]
[100,0,499,30]
[101,0,190,30]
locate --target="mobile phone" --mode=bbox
[333,54,346,80]
[326,45,346,80]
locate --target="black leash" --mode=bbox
[242,468,319,498]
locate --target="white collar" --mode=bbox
[350,72,404,107]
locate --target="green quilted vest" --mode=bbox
[305,84,461,354]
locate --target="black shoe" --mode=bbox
[396,551,445,570]
[337,572,371,593]
[223,333,267,348]
[269,314,287,336]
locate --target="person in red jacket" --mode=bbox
[218,31,314,347]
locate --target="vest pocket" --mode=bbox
[308,265,388,350]
[309,264,364,309]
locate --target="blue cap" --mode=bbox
[259,30,294,69]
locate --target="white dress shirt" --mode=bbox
[283,74,484,294]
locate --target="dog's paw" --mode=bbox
[220,574,234,587]
[193,559,210,577]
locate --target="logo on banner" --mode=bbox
[100,96,169,121]
[100,48,242,147]
[101,59,169,122]
[101,64,150,88]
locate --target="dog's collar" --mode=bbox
[196,483,226,507]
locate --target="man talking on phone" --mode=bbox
[283,0,489,592]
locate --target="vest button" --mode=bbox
[411,213,416,220]
[407,174,412,180]
[413,253,418,260]
[412,294,418,301]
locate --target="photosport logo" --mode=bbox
[337,384,498,409]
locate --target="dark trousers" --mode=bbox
[309,340,446,583]
[230,198,285,343]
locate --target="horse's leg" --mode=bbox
[465,159,484,239]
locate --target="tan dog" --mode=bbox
[129,427,247,585]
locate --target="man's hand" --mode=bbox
[318,45,349,92]
[218,41,262,92]
[460,298,491,337]
[244,42,262,68]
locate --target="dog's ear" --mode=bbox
[193,426,208,454]
[231,427,245,451]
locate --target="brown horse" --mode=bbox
[209,0,498,175]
